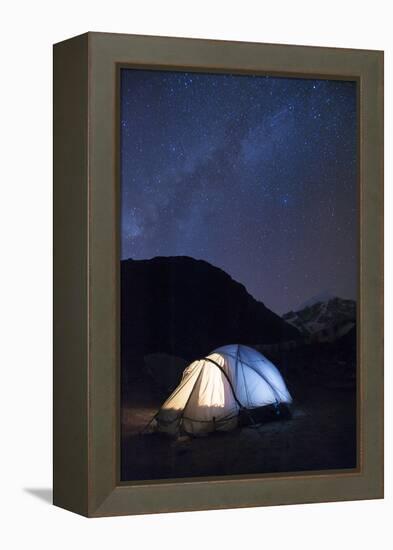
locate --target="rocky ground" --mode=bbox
[121,370,357,481]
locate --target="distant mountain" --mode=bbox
[297,291,337,311]
[283,297,356,342]
[121,256,300,367]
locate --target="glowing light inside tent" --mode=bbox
[196,358,228,408]
[157,344,292,435]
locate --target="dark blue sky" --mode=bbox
[120,69,357,314]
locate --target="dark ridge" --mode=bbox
[121,256,300,370]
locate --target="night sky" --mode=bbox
[120,69,357,314]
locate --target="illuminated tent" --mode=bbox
[156,344,292,436]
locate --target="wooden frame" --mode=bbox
[53,32,383,517]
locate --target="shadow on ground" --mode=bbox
[24,488,53,504]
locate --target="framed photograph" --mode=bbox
[53,32,383,517]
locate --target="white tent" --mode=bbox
[157,344,292,436]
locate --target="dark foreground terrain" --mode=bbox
[120,257,357,481]
[121,365,357,481]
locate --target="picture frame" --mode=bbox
[53,32,383,517]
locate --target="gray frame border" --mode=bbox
[53,32,383,517]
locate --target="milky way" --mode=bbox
[120,69,357,314]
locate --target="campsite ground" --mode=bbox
[121,355,357,481]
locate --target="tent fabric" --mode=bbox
[157,344,292,436]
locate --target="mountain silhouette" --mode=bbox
[121,256,299,368]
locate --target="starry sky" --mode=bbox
[120,69,358,314]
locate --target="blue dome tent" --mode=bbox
[156,344,292,436]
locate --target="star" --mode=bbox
[120,68,357,313]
